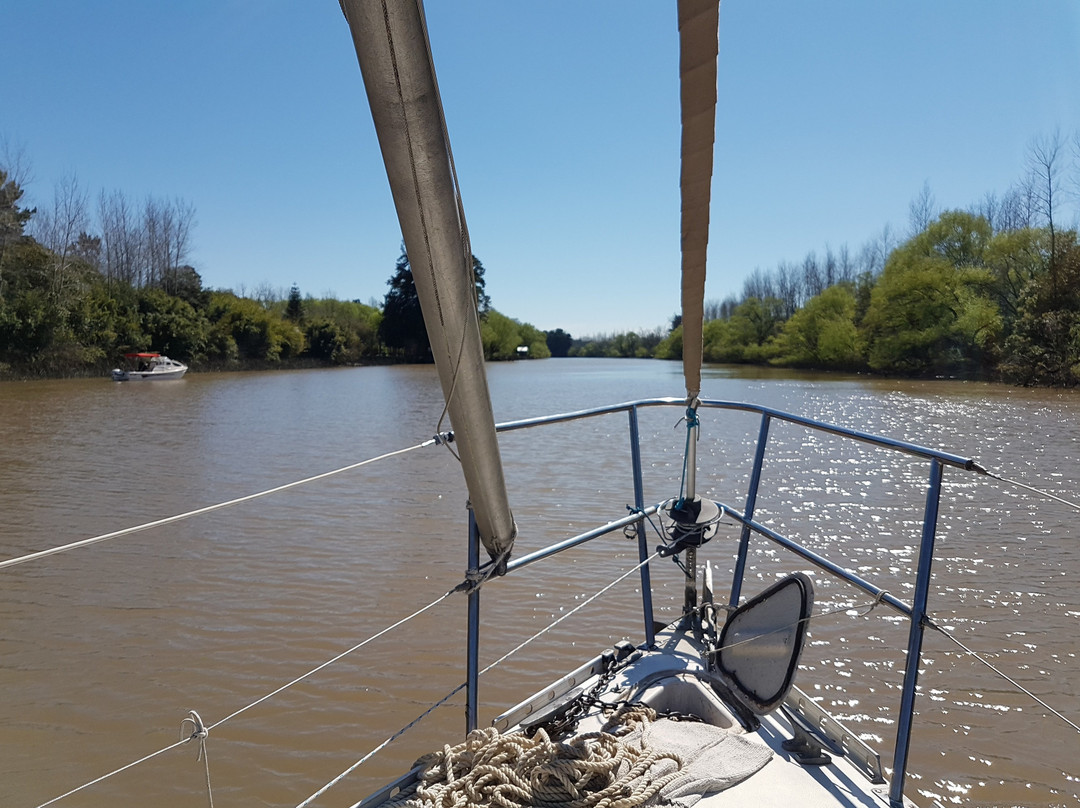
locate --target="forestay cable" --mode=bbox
[1,439,439,571]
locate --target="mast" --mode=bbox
[340,0,516,562]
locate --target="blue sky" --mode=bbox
[5,1,1080,337]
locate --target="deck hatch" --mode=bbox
[714,572,814,715]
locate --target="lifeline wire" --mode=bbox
[299,552,662,808]
[1,440,436,571]
[33,589,455,808]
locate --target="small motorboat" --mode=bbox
[111,353,188,381]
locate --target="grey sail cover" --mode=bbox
[341,0,516,560]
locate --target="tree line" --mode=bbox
[0,161,551,377]
[4,130,1079,384]
[567,132,1080,387]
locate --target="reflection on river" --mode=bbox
[1,359,1077,807]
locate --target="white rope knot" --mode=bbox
[180,711,215,808]
[181,710,209,745]
[864,590,889,614]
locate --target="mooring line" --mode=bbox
[1,440,437,571]
[33,588,455,807]
[209,588,455,730]
[35,735,197,808]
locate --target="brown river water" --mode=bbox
[1,358,1077,807]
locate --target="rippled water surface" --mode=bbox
[1,360,1077,807]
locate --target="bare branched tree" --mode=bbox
[99,189,141,286]
[31,173,90,302]
[1027,130,1065,289]
[971,191,1000,232]
[802,251,824,299]
[774,260,802,317]
[703,298,724,322]
[908,181,937,235]
[836,243,855,284]
[823,243,837,288]
[857,224,896,278]
[742,266,776,301]
[997,183,1038,232]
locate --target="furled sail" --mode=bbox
[341,0,516,561]
[678,0,720,399]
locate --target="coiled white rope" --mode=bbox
[1,439,437,571]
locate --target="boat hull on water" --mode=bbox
[111,353,187,382]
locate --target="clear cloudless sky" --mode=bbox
[4,1,1080,338]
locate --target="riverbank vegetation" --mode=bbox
[0,165,549,378]
[566,133,1080,387]
[3,131,1079,384]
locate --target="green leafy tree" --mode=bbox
[654,325,683,360]
[999,231,1080,385]
[481,310,522,360]
[771,284,862,369]
[137,288,208,360]
[305,297,382,360]
[378,250,428,360]
[862,211,999,376]
[304,319,347,363]
[702,297,784,363]
[0,169,36,300]
[518,322,551,358]
[545,328,573,357]
[379,248,491,361]
[285,283,304,323]
[206,292,303,363]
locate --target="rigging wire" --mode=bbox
[297,552,662,808]
[926,619,1080,735]
[0,439,437,571]
[981,468,1080,513]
